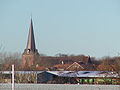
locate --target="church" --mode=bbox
[22,19,95,71]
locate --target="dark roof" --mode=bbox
[26,19,36,52]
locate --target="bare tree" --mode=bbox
[1,52,21,71]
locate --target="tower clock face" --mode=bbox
[27,49,30,54]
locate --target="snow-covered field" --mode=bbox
[0,84,120,90]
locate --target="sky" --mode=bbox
[0,0,120,58]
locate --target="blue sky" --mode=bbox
[0,0,120,58]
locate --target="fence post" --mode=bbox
[12,64,14,90]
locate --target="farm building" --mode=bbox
[0,71,119,84]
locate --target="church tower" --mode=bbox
[22,19,39,67]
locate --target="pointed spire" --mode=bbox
[87,56,92,64]
[26,18,36,52]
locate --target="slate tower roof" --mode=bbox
[23,19,39,54]
[26,19,36,52]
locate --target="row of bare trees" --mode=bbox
[0,52,21,71]
[0,44,120,73]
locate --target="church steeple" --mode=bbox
[22,19,39,67]
[26,19,36,52]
